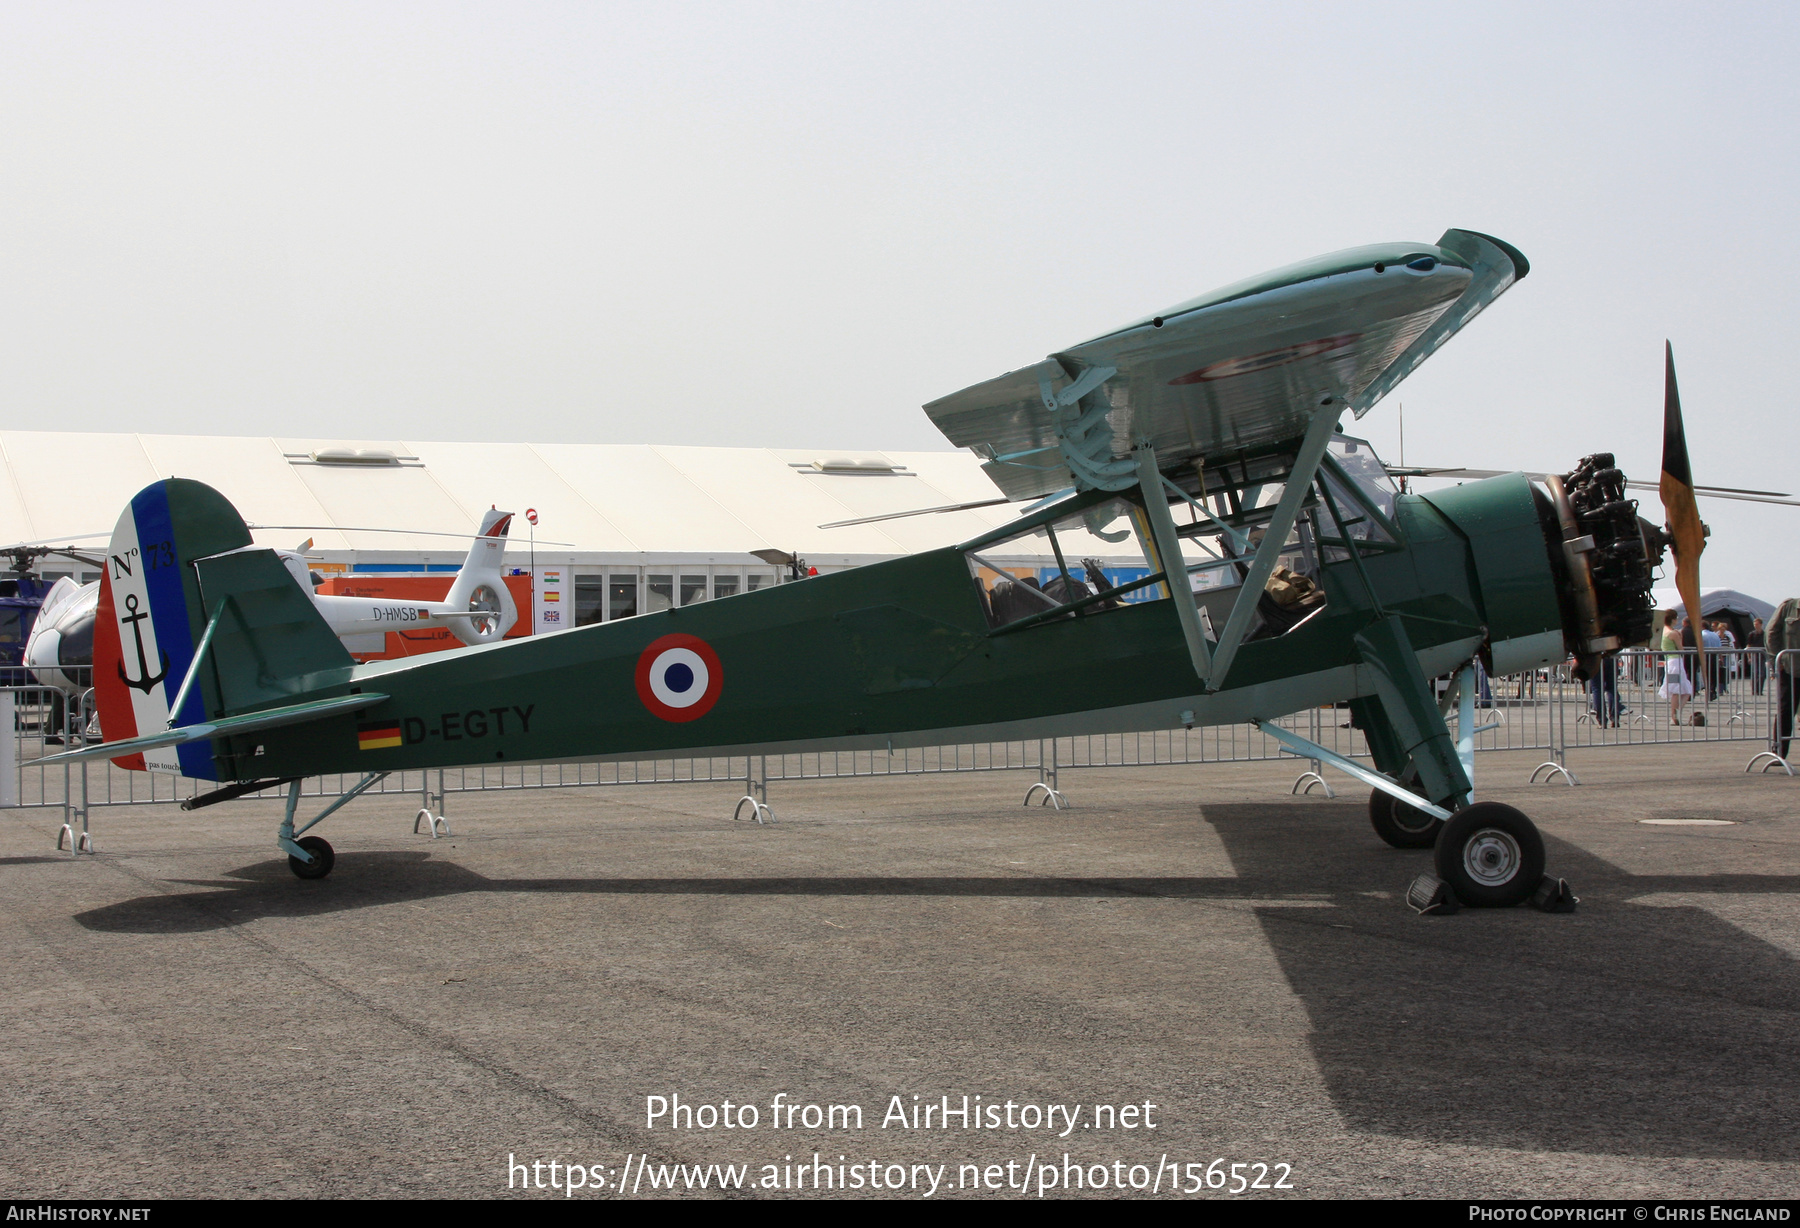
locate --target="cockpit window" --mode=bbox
[966,496,1170,630]
[964,474,1331,643]
[1328,434,1397,521]
[1313,435,1401,563]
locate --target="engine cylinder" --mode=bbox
[1540,453,1660,679]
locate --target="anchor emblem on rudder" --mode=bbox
[117,593,169,694]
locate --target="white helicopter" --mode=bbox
[24,508,523,711]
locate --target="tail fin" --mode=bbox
[441,508,517,646]
[94,479,351,777]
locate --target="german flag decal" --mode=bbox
[357,720,403,751]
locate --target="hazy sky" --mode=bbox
[3,2,1796,595]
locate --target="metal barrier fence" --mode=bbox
[5,649,1794,847]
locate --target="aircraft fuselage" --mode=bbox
[208,472,1564,783]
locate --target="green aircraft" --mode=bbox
[52,228,1671,908]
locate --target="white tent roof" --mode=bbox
[0,430,1055,568]
[1649,587,1778,621]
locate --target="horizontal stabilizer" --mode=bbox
[39,693,388,765]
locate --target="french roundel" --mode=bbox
[634,633,724,722]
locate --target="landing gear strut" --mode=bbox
[277,773,389,880]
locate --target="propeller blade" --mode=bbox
[1658,341,1707,639]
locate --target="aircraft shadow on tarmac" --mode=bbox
[1201,802,1800,1164]
[75,853,1294,934]
[71,800,1800,1162]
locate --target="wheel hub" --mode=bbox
[1463,827,1522,886]
[1393,802,1436,834]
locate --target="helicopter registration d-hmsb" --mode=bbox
[52,228,1690,909]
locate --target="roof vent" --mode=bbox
[305,449,404,467]
[808,455,901,475]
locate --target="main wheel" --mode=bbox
[1432,803,1543,908]
[288,835,335,880]
[1368,787,1443,849]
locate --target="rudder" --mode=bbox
[96,480,253,775]
[94,479,354,778]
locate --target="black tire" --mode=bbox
[1432,803,1544,908]
[288,836,335,880]
[1368,787,1443,849]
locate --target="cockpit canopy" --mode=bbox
[959,430,1401,643]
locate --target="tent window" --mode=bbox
[608,575,639,620]
[574,577,606,627]
[646,575,674,613]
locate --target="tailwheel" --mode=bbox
[1432,803,1544,908]
[1368,787,1442,849]
[288,836,335,881]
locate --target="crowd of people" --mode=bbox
[1638,611,1773,726]
[1567,610,1791,731]
[1469,603,1799,761]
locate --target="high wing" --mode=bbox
[925,229,1528,500]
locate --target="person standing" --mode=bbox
[1588,653,1620,727]
[1768,600,1800,760]
[1701,620,1724,702]
[1659,610,1693,725]
[1749,617,1767,697]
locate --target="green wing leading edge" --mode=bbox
[56,230,1657,908]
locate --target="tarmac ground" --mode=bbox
[3,740,1797,1199]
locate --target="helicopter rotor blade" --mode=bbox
[818,497,1011,530]
[245,524,574,546]
[0,532,110,548]
[1392,469,1799,507]
[0,541,109,572]
[42,548,106,568]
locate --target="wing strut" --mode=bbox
[163,596,233,727]
[1135,446,1212,683]
[1206,405,1342,691]
[1163,479,1252,555]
